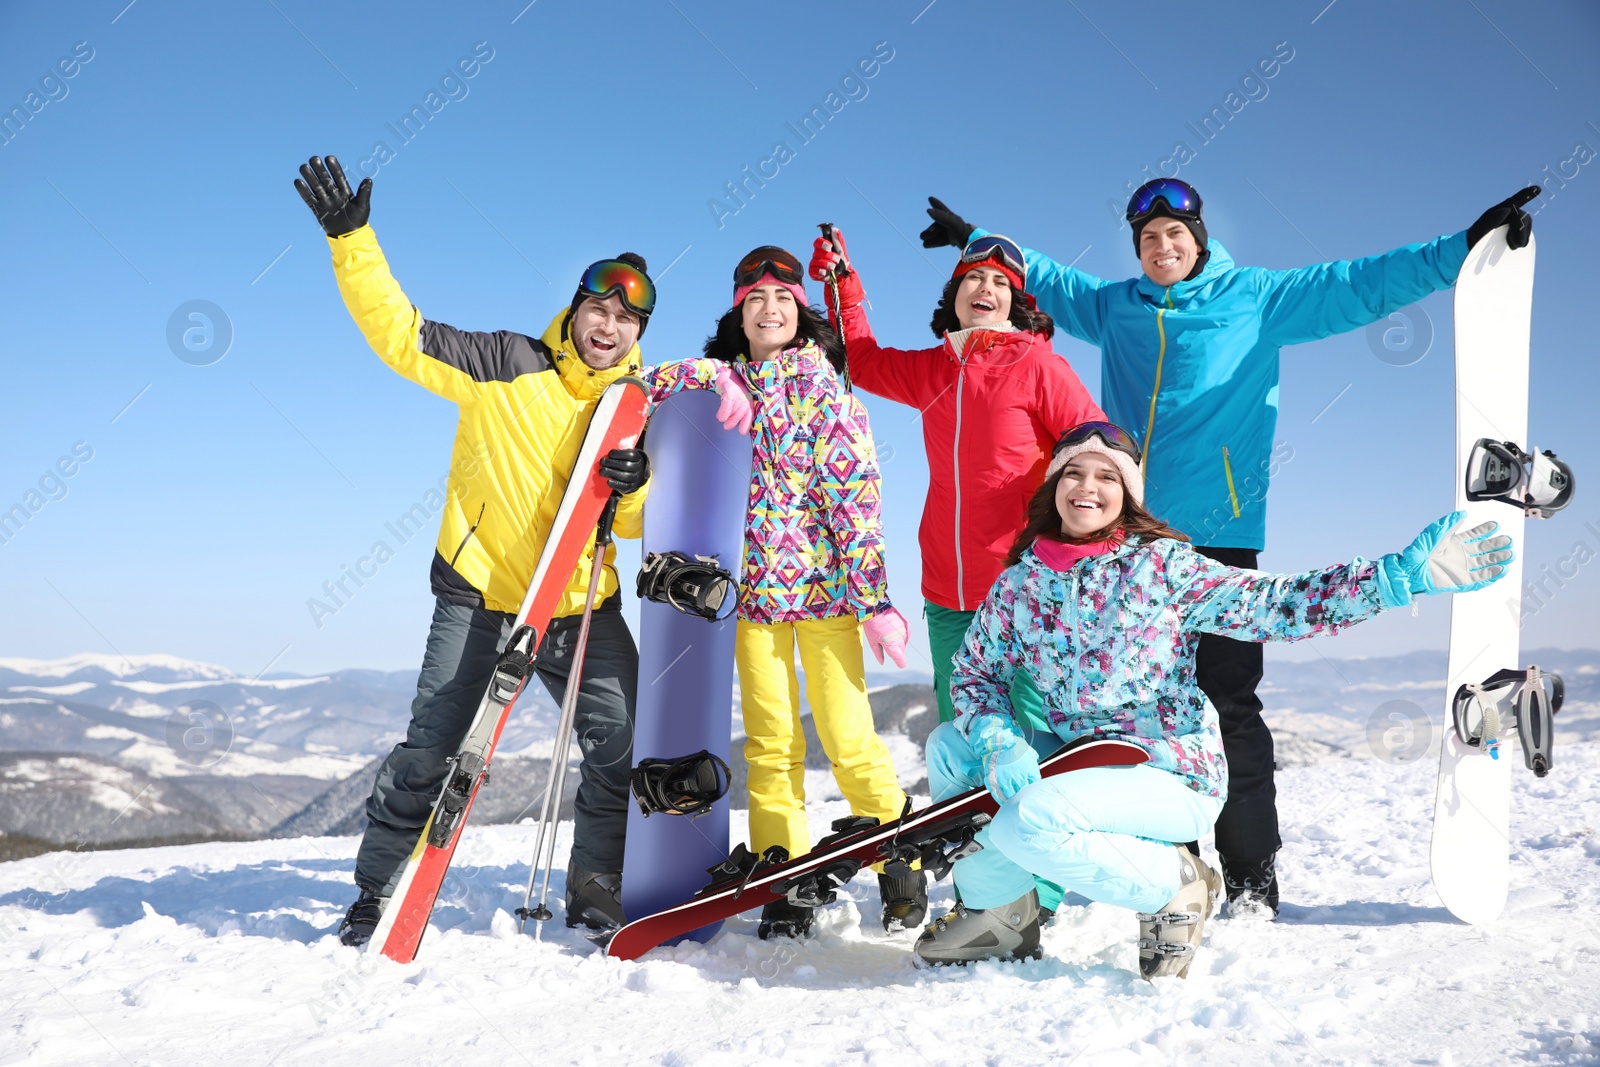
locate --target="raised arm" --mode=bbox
[808,230,942,408]
[1256,232,1469,347]
[965,226,1112,346]
[299,155,544,404]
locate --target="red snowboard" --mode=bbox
[607,736,1149,961]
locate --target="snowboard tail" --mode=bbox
[370,377,651,963]
[607,736,1149,961]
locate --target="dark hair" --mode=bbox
[930,274,1054,339]
[702,300,848,376]
[1003,463,1189,567]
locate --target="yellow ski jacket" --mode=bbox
[328,225,646,617]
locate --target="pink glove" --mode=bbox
[713,363,754,435]
[863,607,909,669]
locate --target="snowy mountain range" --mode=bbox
[2,649,1595,859]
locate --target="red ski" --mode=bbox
[607,736,1149,961]
[371,376,651,963]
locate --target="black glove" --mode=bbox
[919,196,975,250]
[598,448,650,495]
[295,155,372,237]
[1466,186,1540,250]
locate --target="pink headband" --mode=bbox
[733,271,808,309]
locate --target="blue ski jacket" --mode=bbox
[980,230,1470,549]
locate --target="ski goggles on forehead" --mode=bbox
[1053,421,1143,465]
[1125,178,1203,224]
[959,234,1025,279]
[578,259,656,317]
[733,248,806,288]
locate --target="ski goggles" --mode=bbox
[577,259,656,318]
[733,246,806,289]
[957,234,1026,281]
[1125,178,1203,225]
[1053,421,1143,466]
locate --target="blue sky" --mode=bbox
[1,0,1596,676]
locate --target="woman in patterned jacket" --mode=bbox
[646,246,924,940]
[916,421,1514,977]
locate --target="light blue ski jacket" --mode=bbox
[985,230,1470,549]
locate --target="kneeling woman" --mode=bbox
[919,422,1512,977]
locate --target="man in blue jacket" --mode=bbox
[918,181,1539,915]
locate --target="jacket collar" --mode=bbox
[739,340,833,381]
[942,323,1028,363]
[1133,239,1235,307]
[539,310,643,400]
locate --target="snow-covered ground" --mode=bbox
[4,740,1598,1066]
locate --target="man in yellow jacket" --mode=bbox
[295,156,653,944]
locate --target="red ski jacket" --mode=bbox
[839,302,1105,612]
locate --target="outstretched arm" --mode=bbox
[968,226,1112,345]
[1257,232,1469,346]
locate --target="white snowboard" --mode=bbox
[1430,227,1535,925]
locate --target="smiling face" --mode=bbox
[1137,217,1201,287]
[571,292,641,369]
[1054,452,1126,538]
[740,284,799,361]
[953,266,1013,330]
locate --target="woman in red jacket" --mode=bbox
[808,231,1104,727]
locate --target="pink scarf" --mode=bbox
[1033,533,1120,572]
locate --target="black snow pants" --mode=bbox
[354,594,638,895]
[1193,546,1281,878]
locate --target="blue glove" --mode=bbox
[1374,511,1515,608]
[971,715,1041,803]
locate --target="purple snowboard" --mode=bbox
[621,389,752,941]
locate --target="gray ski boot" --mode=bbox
[1137,847,1222,979]
[565,861,625,932]
[913,889,1042,966]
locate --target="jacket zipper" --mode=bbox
[952,346,968,610]
[447,503,486,568]
[1221,446,1241,519]
[1140,288,1176,474]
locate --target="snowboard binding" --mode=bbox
[1451,666,1563,777]
[637,550,737,621]
[1465,438,1575,519]
[630,750,732,819]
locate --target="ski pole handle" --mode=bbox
[817,223,850,279]
[596,492,621,549]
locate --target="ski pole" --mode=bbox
[817,222,853,392]
[516,492,621,938]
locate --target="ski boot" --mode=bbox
[1221,853,1279,919]
[878,867,928,931]
[1138,847,1222,979]
[913,889,1042,966]
[337,885,385,948]
[565,861,625,933]
[758,898,815,940]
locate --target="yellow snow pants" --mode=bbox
[736,615,908,865]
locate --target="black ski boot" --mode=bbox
[878,868,928,931]
[914,890,1042,966]
[1221,853,1280,919]
[337,885,384,948]
[565,861,625,932]
[758,898,815,940]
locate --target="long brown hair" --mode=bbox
[1004,462,1189,566]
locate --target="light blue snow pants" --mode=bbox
[926,722,1224,914]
